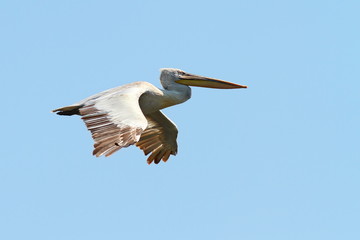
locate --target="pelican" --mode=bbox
[53,68,247,164]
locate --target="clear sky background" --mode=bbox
[1,0,359,239]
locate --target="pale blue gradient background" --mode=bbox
[1,1,359,239]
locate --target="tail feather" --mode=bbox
[52,105,82,116]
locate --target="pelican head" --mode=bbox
[160,68,247,90]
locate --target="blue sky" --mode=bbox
[1,0,359,239]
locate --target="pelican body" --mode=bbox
[53,68,247,164]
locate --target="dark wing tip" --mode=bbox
[53,106,82,116]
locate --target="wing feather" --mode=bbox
[136,111,178,164]
[77,84,150,157]
[54,82,178,164]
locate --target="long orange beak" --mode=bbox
[175,73,247,89]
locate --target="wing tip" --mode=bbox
[52,105,81,116]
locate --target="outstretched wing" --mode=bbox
[136,111,178,164]
[78,84,150,157]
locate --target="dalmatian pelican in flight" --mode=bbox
[53,68,247,164]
